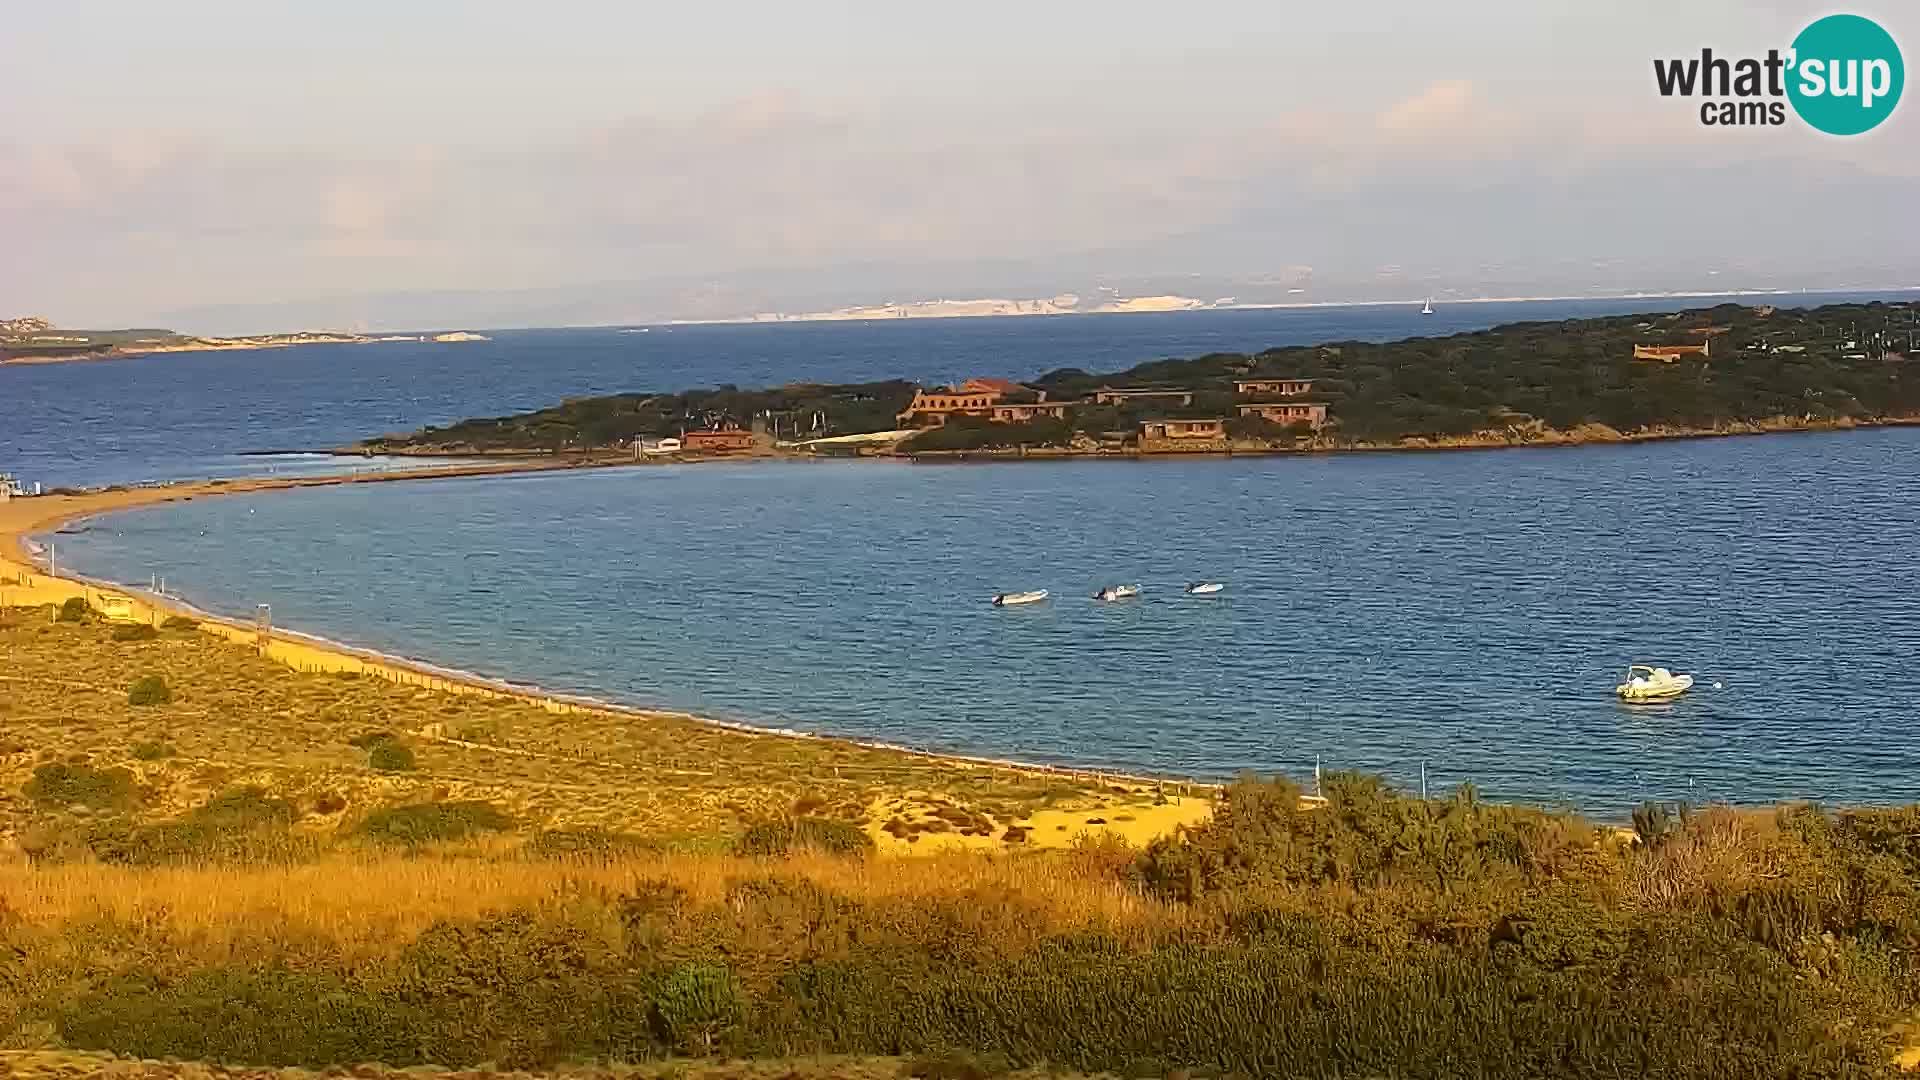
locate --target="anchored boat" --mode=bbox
[992,590,1049,607]
[1185,582,1225,595]
[1093,584,1142,601]
[1615,665,1694,701]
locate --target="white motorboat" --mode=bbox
[992,590,1049,607]
[1093,584,1142,601]
[1185,582,1225,595]
[1615,665,1694,701]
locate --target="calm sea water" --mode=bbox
[49,428,1920,814]
[8,293,1909,490]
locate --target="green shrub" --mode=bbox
[111,623,158,642]
[19,819,96,863]
[22,761,137,810]
[1633,800,1682,847]
[160,614,198,630]
[527,826,661,862]
[734,815,874,858]
[191,785,301,830]
[1836,804,1920,875]
[82,786,310,867]
[127,674,171,706]
[368,741,417,772]
[1224,413,1294,441]
[357,800,513,847]
[649,964,741,1054]
[1139,773,1563,901]
[56,966,415,1067]
[390,907,653,1066]
[903,417,1073,452]
[56,597,88,622]
[904,1051,1017,1080]
[347,730,398,749]
[129,739,174,761]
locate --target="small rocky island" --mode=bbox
[358,300,1920,460]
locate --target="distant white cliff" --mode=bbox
[731,294,1217,324]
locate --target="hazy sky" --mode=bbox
[4,2,1915,329]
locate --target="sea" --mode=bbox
[9,293,1920,814]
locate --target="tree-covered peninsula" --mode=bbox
[359,301,1920,456]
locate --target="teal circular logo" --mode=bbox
[1788,14,1904,135]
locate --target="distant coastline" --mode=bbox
[661,285,1920,328]
[0,328,490,366]
[13,285,1915,345]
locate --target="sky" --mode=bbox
[3,1,1916,332]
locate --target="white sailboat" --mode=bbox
[1420,296,1435,315]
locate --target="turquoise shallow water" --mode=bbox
[51,427,1920,815]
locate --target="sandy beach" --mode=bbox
[0,460,638,702]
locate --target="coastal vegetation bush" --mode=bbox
[82,786,312,867]
[900,417,1073,452]
[1222,414,1311,442]
[110,623,157,642]
[367,741,416,772]
[128,739,173,760]
[56,597,87,622]
[159,614,198,630]
[527,825,663,861]
[364,379,919,452]
[126,674,171,706]
[650,964,743,1054]
[355,800,513,847]
[1067,403,1125,435]
[735,815,874,858]
[18,785,314,867]
[22,761,138,811]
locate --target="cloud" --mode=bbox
[1377,79,1477,135]
[4,82,1919,328]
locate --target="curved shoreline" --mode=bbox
[0,460,1207,794]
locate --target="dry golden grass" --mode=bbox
[1611,803,1832,920]
[0,608,1204,855]
[0,846,1175,957]
[0,1050,1082,1080]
